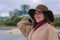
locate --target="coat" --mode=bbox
[27,23,59,40]
[17,20,59,40]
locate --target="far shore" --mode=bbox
[0,26,60,30]
[0,26,60,35]
[0,26,17,30]
[0,26,22,34]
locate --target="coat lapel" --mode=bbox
[28,23,49,40]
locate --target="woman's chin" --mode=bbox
[36,20,40,22]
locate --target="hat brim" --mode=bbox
[43,11,54,22]
[28,9,36,19]
[28,9,54,22]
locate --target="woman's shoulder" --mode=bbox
[47,23,57,32]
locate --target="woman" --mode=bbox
[17,4,59,40]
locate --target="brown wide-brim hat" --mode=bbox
[28,4,54,22]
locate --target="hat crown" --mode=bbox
[36,4,48,11]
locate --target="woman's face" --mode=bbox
[34,11,45,22]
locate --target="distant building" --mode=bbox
[21,5,30,15]
[54,14,60,17]
[9,11,15,18]
[9,5,30,18]
[0,17,10,21]
[14,9,22,16]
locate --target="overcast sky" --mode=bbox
[0,0,60,17]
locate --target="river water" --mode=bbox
[0,29,26,40]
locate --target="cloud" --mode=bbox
[0,0,21,13]
[0,0,21,16]
[0,0,60,17]
[1,12,9,17]
[0,0,43,16]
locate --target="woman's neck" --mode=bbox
[36,19,47,24]
[34,19,47,31]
